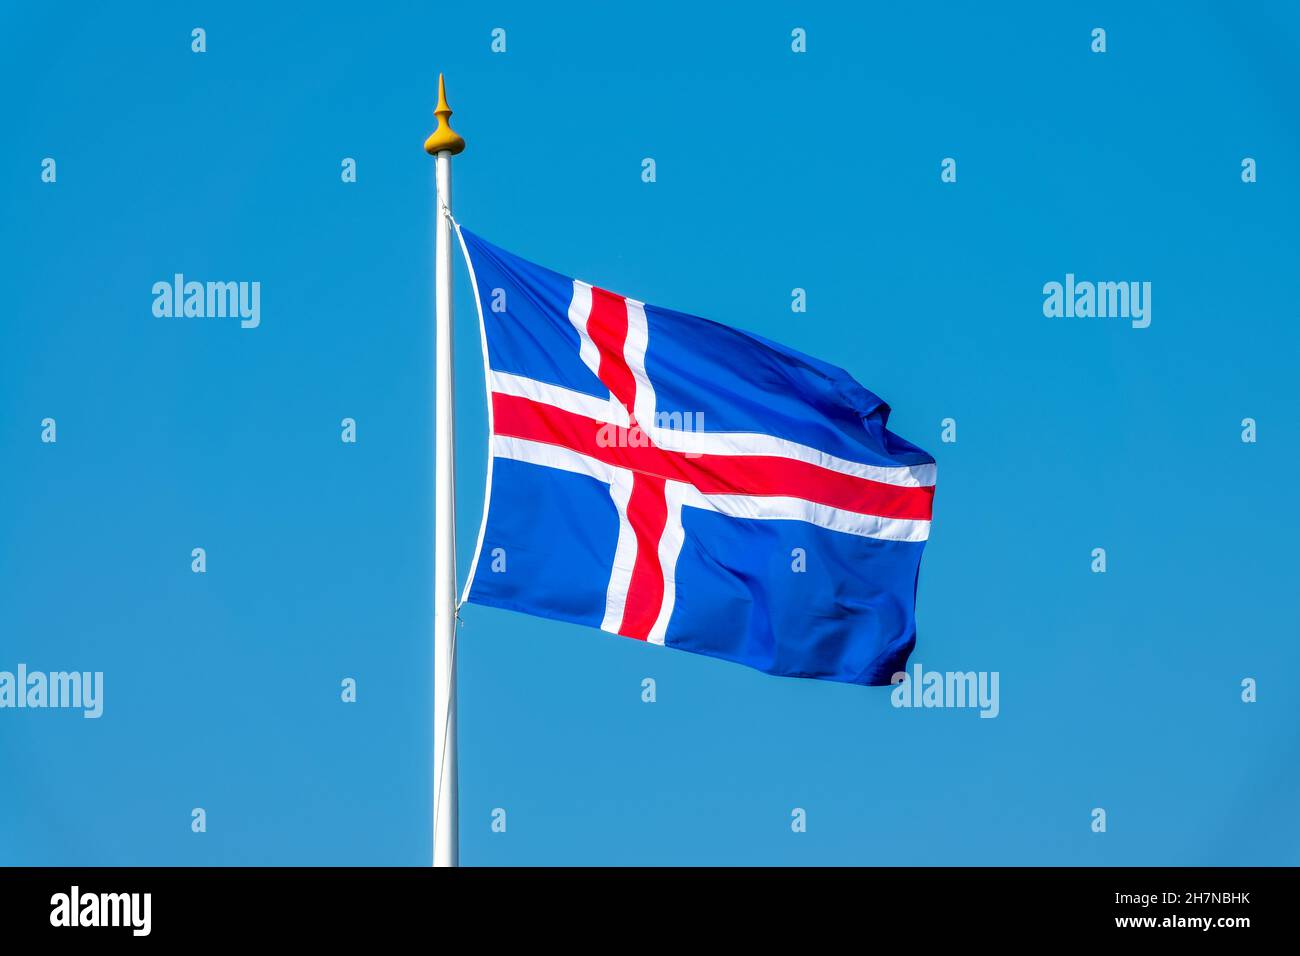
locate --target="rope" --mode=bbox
[432,608,460,849]
[439,200,459,231]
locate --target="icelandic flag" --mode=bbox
[457,227,936,686]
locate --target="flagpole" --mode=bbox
[426,73,465,869]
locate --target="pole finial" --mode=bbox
[424,73,466,156]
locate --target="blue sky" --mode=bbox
[1,1,1297,865]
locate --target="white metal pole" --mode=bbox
[427,74,465,869]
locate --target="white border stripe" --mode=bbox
[491,434,616,484]
[601,470,637,634]
[623,297,659,429]
[490,370,620,424]
[566,281,600,378]
[646,482,687,646]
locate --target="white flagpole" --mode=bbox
[426,73,465,869]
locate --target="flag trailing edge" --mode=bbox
[454,225,936,686]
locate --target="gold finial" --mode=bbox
[424,73,466,156]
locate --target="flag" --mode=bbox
[456,227,936,686]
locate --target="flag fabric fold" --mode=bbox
[457,226,936,686]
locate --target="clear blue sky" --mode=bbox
[2,1,1297,865]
